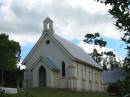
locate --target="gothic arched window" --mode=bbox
[62,61,65,77]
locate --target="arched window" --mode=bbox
[62,61,65,77]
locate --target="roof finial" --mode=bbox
[43,17,54,34]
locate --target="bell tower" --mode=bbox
[43,17,54,34]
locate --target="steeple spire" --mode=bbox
[43,17,54,34]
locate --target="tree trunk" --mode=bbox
[1,70,4,86]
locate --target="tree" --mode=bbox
[104,51,120,70]
[97,0,130,69]
[83,33,107,68]
[84,32,120,70]
[97,0,130,94]
[84,33,107,47]
[0,33,21,86]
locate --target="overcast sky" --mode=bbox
[0,0,127,60]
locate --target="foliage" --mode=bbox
[107,81,126,97]
[90,49,103,64]
[97,0,130,95]
[123,57,130,72]
[0,33,21,85]
[97,0,130,32]
[84,33,107,47]
[107,83,122,96]
[107,80,130,96]
[83,33,107,66]
[97,0,130,69]
[0,33,21,70]
[0,68,24,88]
[104,51,119,70]
[123,72,130,94]
[83,32,120,70]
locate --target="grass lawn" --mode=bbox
[21,88,117,97]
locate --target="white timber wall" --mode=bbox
[71,61,102,92]
[24,34,73,88]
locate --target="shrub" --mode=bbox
[107,83,121,95]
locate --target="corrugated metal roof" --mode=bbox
[53,34,102,70]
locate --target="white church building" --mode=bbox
[22,18,103,92]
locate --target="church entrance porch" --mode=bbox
[39,66,46,87]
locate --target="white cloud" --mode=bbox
[78,41,113,54]
[66,0,111,13]
[0,0,122,46]
[17,60,26,70]
[0,0,15,20]
[9,33,40,46]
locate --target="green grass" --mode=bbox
[21,88,117,97]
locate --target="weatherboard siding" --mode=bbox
[24,34,73,88]
[70,61,102,92]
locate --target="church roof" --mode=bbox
[42,57,60,71]
[29,56,60,72]
[53,34,102,70]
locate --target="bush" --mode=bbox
[0,89,11,97]
[107,83,121,95]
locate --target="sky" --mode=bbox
[0,0,127,62]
